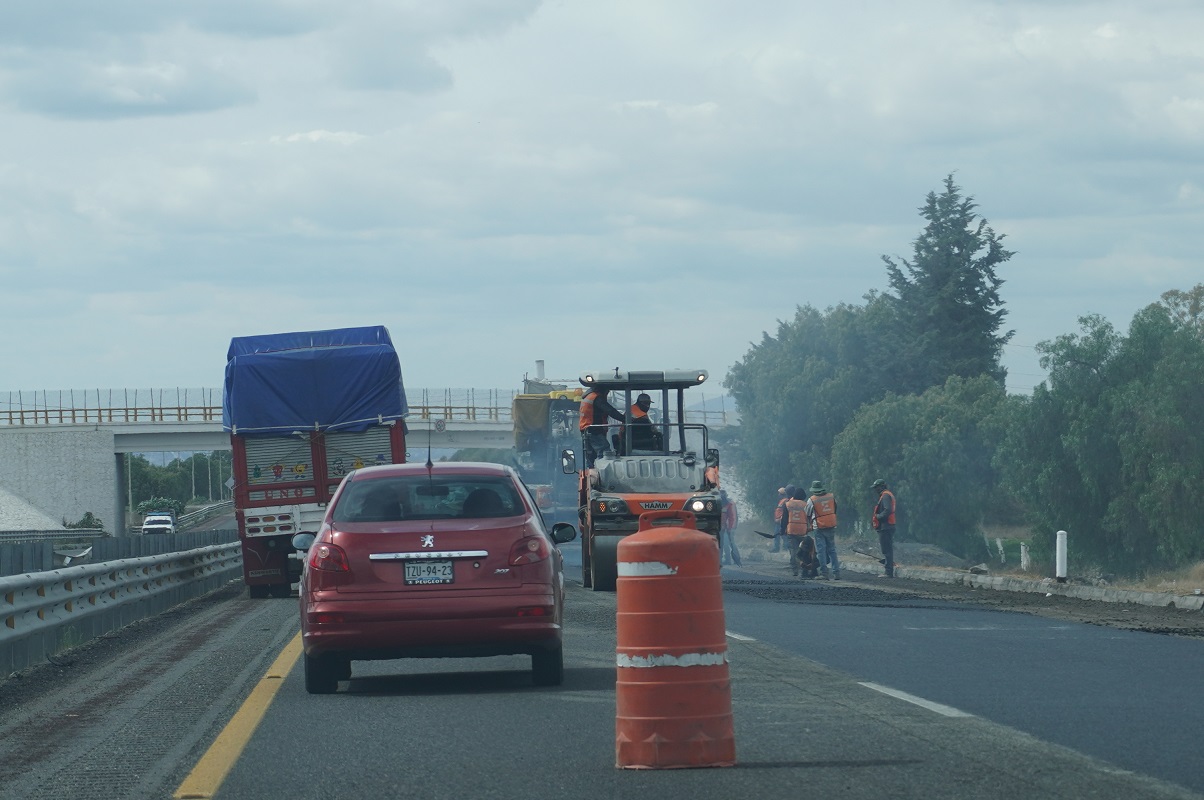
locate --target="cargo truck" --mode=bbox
[512,387,582,523]
[222,326,408,598]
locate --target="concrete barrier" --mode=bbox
[0,542,242,675]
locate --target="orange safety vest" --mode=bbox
[872,490,896,529]
[785,498,808,535]
[809,494,837,529]
[579,391,600,431]
[774,497,788,523]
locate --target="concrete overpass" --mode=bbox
[0,389,736,537]
[0,400,518,538]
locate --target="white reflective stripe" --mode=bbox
[369,551,489,560]
[616,651,728,668]
[858,682,973,718]
[617,561,678,577]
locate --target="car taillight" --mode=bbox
[310,543,350,572]
[509,536,551,565]
[313,613,345,624]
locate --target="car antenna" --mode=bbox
[426,419,434,469]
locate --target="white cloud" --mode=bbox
[0,0,1203,395]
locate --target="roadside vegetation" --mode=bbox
[125,451,233,518]
[721,174,1204,580]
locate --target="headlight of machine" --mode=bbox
[594,497,629,514]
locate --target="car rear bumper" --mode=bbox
[300,590,563,660]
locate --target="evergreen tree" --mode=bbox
[882,175,1014,394]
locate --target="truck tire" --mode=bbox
[531,644,564,686]
[589,535,619,592]
[268,583,292,598]
[248,585,270,599]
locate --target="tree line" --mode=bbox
[722,175,1204,575]
[125,451,233,520]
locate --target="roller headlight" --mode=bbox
[594,497,629,514]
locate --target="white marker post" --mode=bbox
[1055,530,1068,583]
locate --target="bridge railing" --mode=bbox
[0,541,242,673]
[0,388,737,428]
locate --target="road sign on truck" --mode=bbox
[222,326,408,597]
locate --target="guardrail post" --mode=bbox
[1055,530,1068,583]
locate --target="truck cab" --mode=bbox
[141,510,177,535]
[562,368,721,591]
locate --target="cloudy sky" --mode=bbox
[2,0,1201,406]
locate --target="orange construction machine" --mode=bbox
[561,368,721,591]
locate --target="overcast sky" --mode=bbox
[2,0,1201,405]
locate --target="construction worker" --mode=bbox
[718,488,742,566]
[771,486,788,553]
[870,478,897,578]
[578,389,624,466]
[783,486,815,578]
[805,480,839,580]
[624,392,662,451]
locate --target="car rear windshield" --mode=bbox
[332,475,526,523]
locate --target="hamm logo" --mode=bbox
[641,501,673,510]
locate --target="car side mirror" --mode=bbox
[560,448,577,474]
[551,522,578,544]
[291,532,317,552]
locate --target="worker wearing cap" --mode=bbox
[805,480,839,580]
[624,392,662,451]
[870,478,897,578]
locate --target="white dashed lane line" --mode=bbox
[721,630,970,719]
[858,682,974,717]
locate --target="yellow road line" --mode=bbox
[174,632,303,799]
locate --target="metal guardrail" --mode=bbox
[0,529,106,545]
[177,501,234,528]
[0,542,242,674]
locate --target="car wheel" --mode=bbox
[304,653,340,694]
[337,658,352,681]
[248,585,270,599]
[590,536,618,592]
[532,644,563,687]
[268,583,292,598]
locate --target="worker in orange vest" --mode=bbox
[718,488,742,567]
[782,486,816,578]
[623,392,662,452]
[771,486,788,553]
[579,389,624,465]
[870,478,897,578]
[805,480,839,580]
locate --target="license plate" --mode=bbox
[404,560,454,585]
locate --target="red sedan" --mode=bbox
[292,461,577,694]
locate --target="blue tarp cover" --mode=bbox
[222,326,408,434]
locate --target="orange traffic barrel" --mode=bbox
[615,510,736,769]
